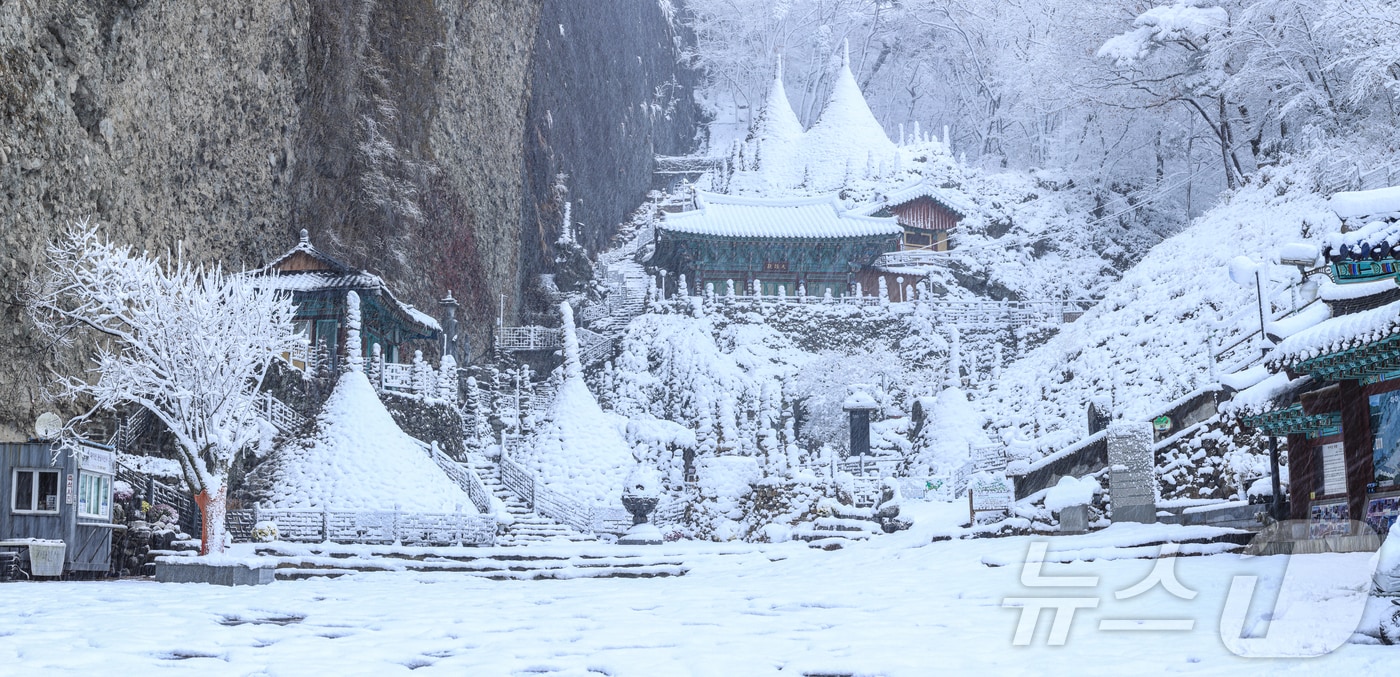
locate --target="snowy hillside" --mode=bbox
[980,167,1339,454]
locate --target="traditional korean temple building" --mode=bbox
[652,192,902,297]
[249,230,442,371]
[1240,186,1400,537]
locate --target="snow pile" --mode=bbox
[265,371,476,513]
[908,387,989,476]
[520,376,634,508]
[1044,475,1100,513]
[743,59,806,189]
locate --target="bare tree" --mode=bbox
[27,222,299,554]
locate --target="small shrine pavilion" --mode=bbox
[249,230,441,371]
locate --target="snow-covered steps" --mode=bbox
[248,541,782,581]
[793,515,884,548]
[254,544,687,580]
[464,451,601,546]
[977,523,1253,567]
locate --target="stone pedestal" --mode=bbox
[1058,504,1089,534]
[1107,422,1157,524]
[156,560,275,586]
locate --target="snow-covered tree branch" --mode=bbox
[27,221,299,554]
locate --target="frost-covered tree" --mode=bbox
[27,223,298,554]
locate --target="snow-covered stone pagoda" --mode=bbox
[249,230,442,372]
[1237,186,1400,536]
[652,191,902,298]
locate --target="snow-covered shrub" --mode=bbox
[250,521,279,543]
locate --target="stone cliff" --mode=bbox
[0,0,698,440]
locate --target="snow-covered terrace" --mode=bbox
[662,192,900,239]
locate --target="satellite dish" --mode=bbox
[34,412,62,440]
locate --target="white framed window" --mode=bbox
[12,469,61,514]
[77,472,112,520]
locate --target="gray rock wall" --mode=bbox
[0,0,544,440]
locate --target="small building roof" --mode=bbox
[248,230,442,333]
[1330,185,1400,222]
[1267,295,1400,371]
[661,192,901,239]
[854,180,972,219]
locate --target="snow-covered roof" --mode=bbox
[1322,214,1400,258]
[1268,296,1400,370]
[1330,186,1400,221]
[854,180,973,218]
[661,192,901,239]
[1221,371,1310,418]
[246,231,442,333]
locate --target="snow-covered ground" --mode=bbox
[3,504,1394,675]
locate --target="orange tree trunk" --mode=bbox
[192,489,228,555]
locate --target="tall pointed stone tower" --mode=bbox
[802,41,896,191]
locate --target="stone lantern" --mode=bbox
[618,464,663,545]
[843,384,879,465]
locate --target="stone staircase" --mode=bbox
[793,502,884,549]
[465,452,598,546]
[253,543,686,581]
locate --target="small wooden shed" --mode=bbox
[0,441,117,574]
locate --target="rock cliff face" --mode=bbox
[518,0,701,319]
[0,0,697,440]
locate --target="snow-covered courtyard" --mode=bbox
[2,505,1394,676]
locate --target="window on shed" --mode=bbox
[77,472,112,520]
[12,469,61,513]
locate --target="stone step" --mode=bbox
[257,545,686,580]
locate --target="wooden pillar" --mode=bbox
[1287,432,1313,521]
[1339,379,1373,521]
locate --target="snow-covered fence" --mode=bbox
[424,442,494,515]
[108,408,152,452]
[838,455,902,477]
[925,460,975,502]
[698,293,1092,326]
[1317,159,1400,194]
[226,508,494,546]
[652,496,686,528]
[261,392,308,434]
[381,362,414,391]
[498,450,632,536]
[973,444,1008,473]
[576,327,615,366]
[496,326,562,352]
[115,458,202,536]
